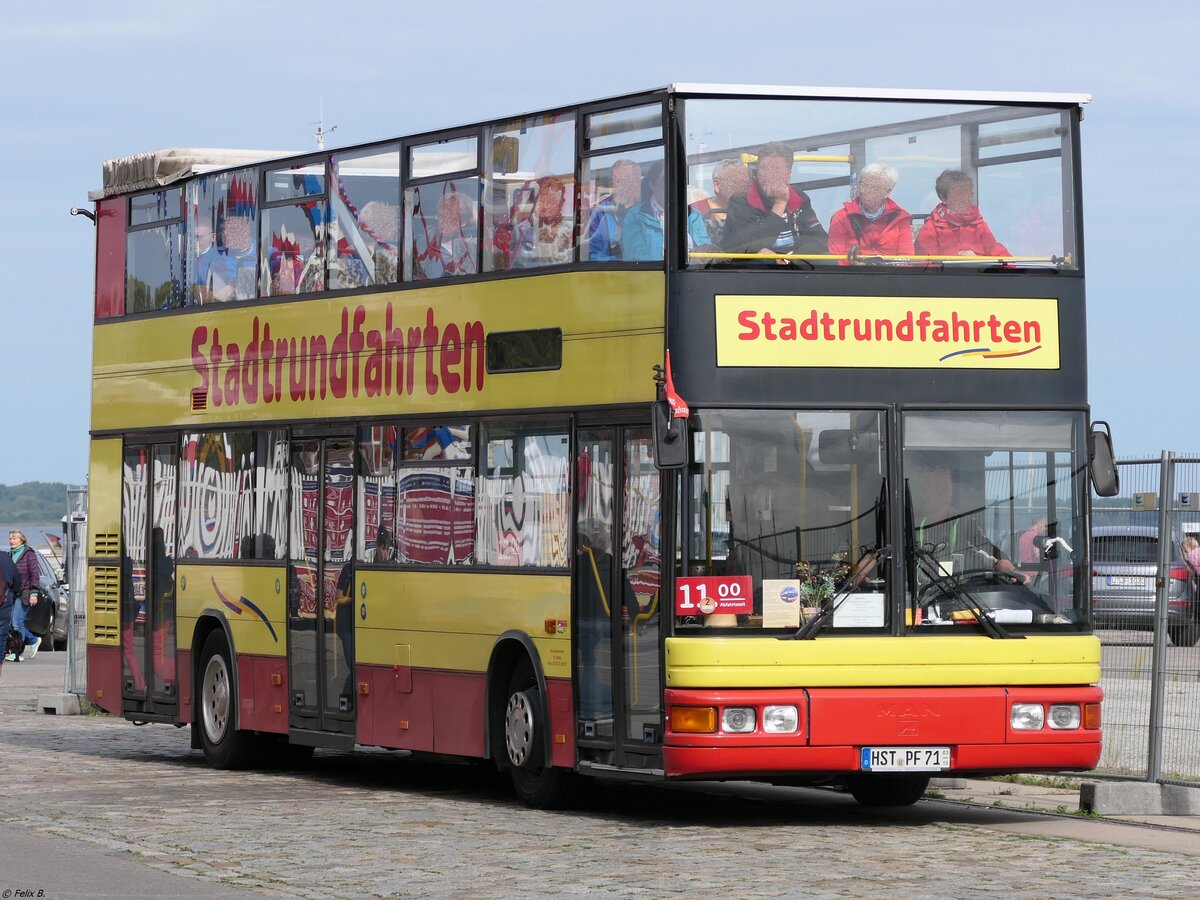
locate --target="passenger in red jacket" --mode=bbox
[916,169,1010,258]
[827,163,913,263]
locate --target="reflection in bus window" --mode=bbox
[261,161,329,298]
[477,423,569,568]
[330,146,400,289]
[127,219,186,314]
[405,177,480,281]
[189,170,259,304]
[357,426,398,564]
[178,432,255,560]
[485,113,576,272]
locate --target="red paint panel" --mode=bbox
[95,197,126,319]
[956,741,1101,771]
[545,677,575,768]
[86,644,122,715]
[809,687,1008,745]
[365,664,434,752]
[431,671,485,757]
[177,650,192,723]
[229,654,289,734]
[665,746,859,779]
[237,655,255,730]
[253,656,288,734]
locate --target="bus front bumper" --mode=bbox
[662,685,1102,779]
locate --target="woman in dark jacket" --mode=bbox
[8,530,42,660]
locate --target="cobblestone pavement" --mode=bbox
[2,654,1199,899]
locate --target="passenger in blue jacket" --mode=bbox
[622,161,711,261]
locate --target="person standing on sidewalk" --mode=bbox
[7,530,41,660]
[0,548,18,688]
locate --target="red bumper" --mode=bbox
[663,686,1102,779]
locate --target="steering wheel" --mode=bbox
[916,567,1025,610]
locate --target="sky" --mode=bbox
[1,0,1197,485]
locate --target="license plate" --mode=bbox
[1107,575,1148,588]
[861,746,950,772]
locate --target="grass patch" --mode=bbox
[988,773,1082,791]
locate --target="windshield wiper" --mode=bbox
[794,545,890,640]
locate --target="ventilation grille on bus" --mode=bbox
[89,565,120,646]
[191,388,208,412]
[92,532,119,557]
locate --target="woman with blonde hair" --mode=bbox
[6,530,42,660]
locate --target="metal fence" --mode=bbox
[64,485,88,696]
[1094,455,1200,786]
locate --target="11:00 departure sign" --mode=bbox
[675,575,754,616]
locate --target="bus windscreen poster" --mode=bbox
[675,575,754,616]
[715,296,1060,369]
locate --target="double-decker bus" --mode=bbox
[83,84,1118,808]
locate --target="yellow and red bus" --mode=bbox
[83,85,1117,808]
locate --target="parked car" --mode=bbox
[32,550,69,650]
[1091,525,1200,646]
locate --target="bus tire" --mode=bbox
[845,773,930,807]
[503,658,576,809]
[197,629,260,770]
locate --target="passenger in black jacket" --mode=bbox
[721,141,828,261]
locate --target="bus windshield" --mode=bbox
[903,409,1088,630]
[683,97,1076,270]
[679,408,1087,634]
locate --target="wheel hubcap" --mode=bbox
[505,688,535,767]
[201,654,230,744]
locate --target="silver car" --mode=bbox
[1091,525,1200,646]
[33,550,69,650]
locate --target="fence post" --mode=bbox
[1147,450,1173,783]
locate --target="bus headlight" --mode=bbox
[1048,704,1081,730]
[721,707,756,733]
[1011,703,1045,730]
[762,705,799,734]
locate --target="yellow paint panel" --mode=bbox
[665,635,1100,688]
[355,570,571,677]
[93,270,664,431]
[716,295,1059,369]
[87,438,123,551]
[177,565,287,657]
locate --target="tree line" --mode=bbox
[0,482,70,522]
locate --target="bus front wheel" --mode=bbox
[845,773,930,807]
[503,659,575,809]
[198,630,260,770]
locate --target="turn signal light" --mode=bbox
[1084,703,1101,730]
[671,706,717,733]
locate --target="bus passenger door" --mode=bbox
[120,441,179,719]
[287,435,357,741]
[575,425,663,767]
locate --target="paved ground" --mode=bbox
[3,652,1200,899]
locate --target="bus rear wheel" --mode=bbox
[503,659,576,809]
[198,630,261,770]
[845,773,930,807]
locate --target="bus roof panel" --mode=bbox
[668,83,1091,106]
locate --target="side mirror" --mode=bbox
[652,401,689,470]
[1088,420,1119,497]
